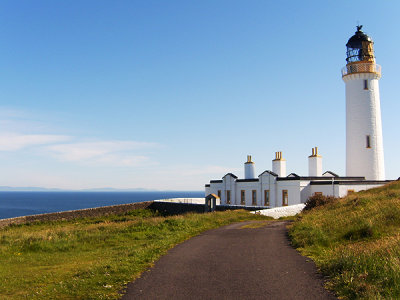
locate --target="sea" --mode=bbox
[0,191,204,220]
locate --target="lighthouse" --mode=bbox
[205,26,392,208]
[342,26,385,180]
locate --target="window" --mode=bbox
[226,190,231,204]
[366,135,371,148]
[264,190,270,206]
[217,190,221,199]
[282,190,288,206]
[364,79,368,90]
[240,190,245,205]
[252,190,257,206]
[314,192,323,196]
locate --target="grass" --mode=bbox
[0,209,269,299]
[289,180,400,299]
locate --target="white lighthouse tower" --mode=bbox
[342,26,385,180]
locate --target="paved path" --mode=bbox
[122,221,336,300]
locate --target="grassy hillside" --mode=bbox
[0,209,269,299]
[289,180,400,299]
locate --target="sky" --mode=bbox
[0,1,399,190]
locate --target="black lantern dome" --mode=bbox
[346,25,375,63]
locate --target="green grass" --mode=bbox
[0,209,269,299]
[289,181,400,299]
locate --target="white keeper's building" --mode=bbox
[205,26,393,208]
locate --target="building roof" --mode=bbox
[236,178,259,182]
[277,175,365,181]
[322,171,339,177]
[310,180,392,185]
[286,173,300,178]
[206,193,219,199]
[258,170,278,177]
[207,171,375,185]
[222,173,238,179]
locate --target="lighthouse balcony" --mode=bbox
[341,62,381,77]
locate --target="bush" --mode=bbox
[343,222,375,241]
[304,194,337,211]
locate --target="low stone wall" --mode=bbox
[149,202,266,215]
[149,202,206,215]
[0,201,267,229]
[0,201,154,228]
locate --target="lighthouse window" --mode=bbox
[252,190,257,205]
[264,190,270,206]
[364,80,369,90]
[240,190,245,205]
[226,190,231,204]
[366,135,371,148]
[282,190,288,206]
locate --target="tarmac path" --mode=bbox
[122,221,336,300]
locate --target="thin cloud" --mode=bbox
[182,165,241,176]
[45,141,158,166]
[0,133,70,151]
[0,109,160,169]
[154,165,240,176]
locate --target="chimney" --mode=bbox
[244,155,256,179]
[272,151,286,177]
[308,147,322,176]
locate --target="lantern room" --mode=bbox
[342,25,381,77]
[346,25,375,63]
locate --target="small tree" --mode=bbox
[304,194,337,211]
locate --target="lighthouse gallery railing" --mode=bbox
[341,63,381,77]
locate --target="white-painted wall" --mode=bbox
[205,182,223,202]
[244,162,256,179]
[272,160,286,177]
[156,198,220,204]
[206,175,388,207]
[276,181,302,206]
[222,175,237,205]
[300,181,312,203]
[236,181,260,206]
[310,184,339,197]
[308,156,322,176]
[205,186,210,197]
[343,72,385,180]
[338,183,384,198]
[259,173,277,207]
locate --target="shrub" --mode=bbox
[304,194,337,211]
[343,222,375,241]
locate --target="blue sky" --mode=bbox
[0,1,399,190]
